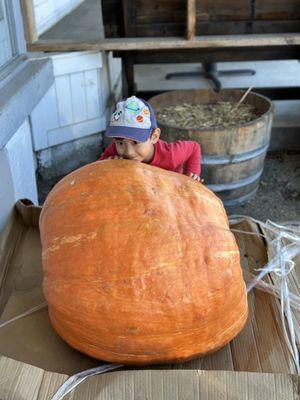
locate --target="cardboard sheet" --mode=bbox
[0,355,299,400]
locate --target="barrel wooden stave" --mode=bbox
[203,152,266,184]
[216,179,261,207]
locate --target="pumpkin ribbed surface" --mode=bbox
[40,160,248,365]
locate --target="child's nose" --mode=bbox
[124,144,135,158]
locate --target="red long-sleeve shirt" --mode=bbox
[100,139,201,175]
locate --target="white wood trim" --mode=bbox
[51,51,102,76]
[47,116,107,147]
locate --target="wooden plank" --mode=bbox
[250,19,300,34]
[122,0,136,94]
[20,0,38,44]
[129,47,300,63]
[122,0,137,37]
[134,0,185,14]
[55,75,74,127]
[255,0,300,20]
[102,20,300,38]
[196,0,251,20]
[27,33,300,52]
[70,72,88,124]
[85,70,101,119]
[122,0,251,21]
[30,86,55,151]
[187,0,196,40]
[122,53,135,95]
[137,11,186,25]
[122,0,129,35]
[102,0,125,37]
[123,20,300,37]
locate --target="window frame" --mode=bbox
[0,0,26,75]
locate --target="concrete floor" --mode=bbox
[227,151,299,222]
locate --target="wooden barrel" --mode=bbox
[149,89,274,207]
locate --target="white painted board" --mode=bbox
[30,51,119,151]
[0,119,38,230]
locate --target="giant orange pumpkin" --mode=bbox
[40,160,248,365]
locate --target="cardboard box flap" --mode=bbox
[15,198,41,227]
[0,355,299,400]
[0,200,43,319]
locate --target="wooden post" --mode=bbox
[122,0,136,96]
[122,53,135,96]
[20,0,38,44]
[122,0,138,37]
[187,0,196,40]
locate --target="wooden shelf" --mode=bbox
[28,33,300,52]
[21,0,300,53]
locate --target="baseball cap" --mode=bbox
[105,96,158,142]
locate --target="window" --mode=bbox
[0,0,18,69]
[0,2,4,20]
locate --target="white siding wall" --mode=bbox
[33,0,84,35]
[108,51,122,100]
[30,0,122,153]
[0,119,38,230]
[30,51,119,151]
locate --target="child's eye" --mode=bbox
[133,141,138,145]
[116,141,123,146]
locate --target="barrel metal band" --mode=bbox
[223,188,259,208]
[206,169,263,192]
[202,142,269,165]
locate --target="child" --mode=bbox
[100,96,203,182]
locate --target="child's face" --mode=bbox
[114,128,160,163]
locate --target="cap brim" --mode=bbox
[106,125,152,142]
